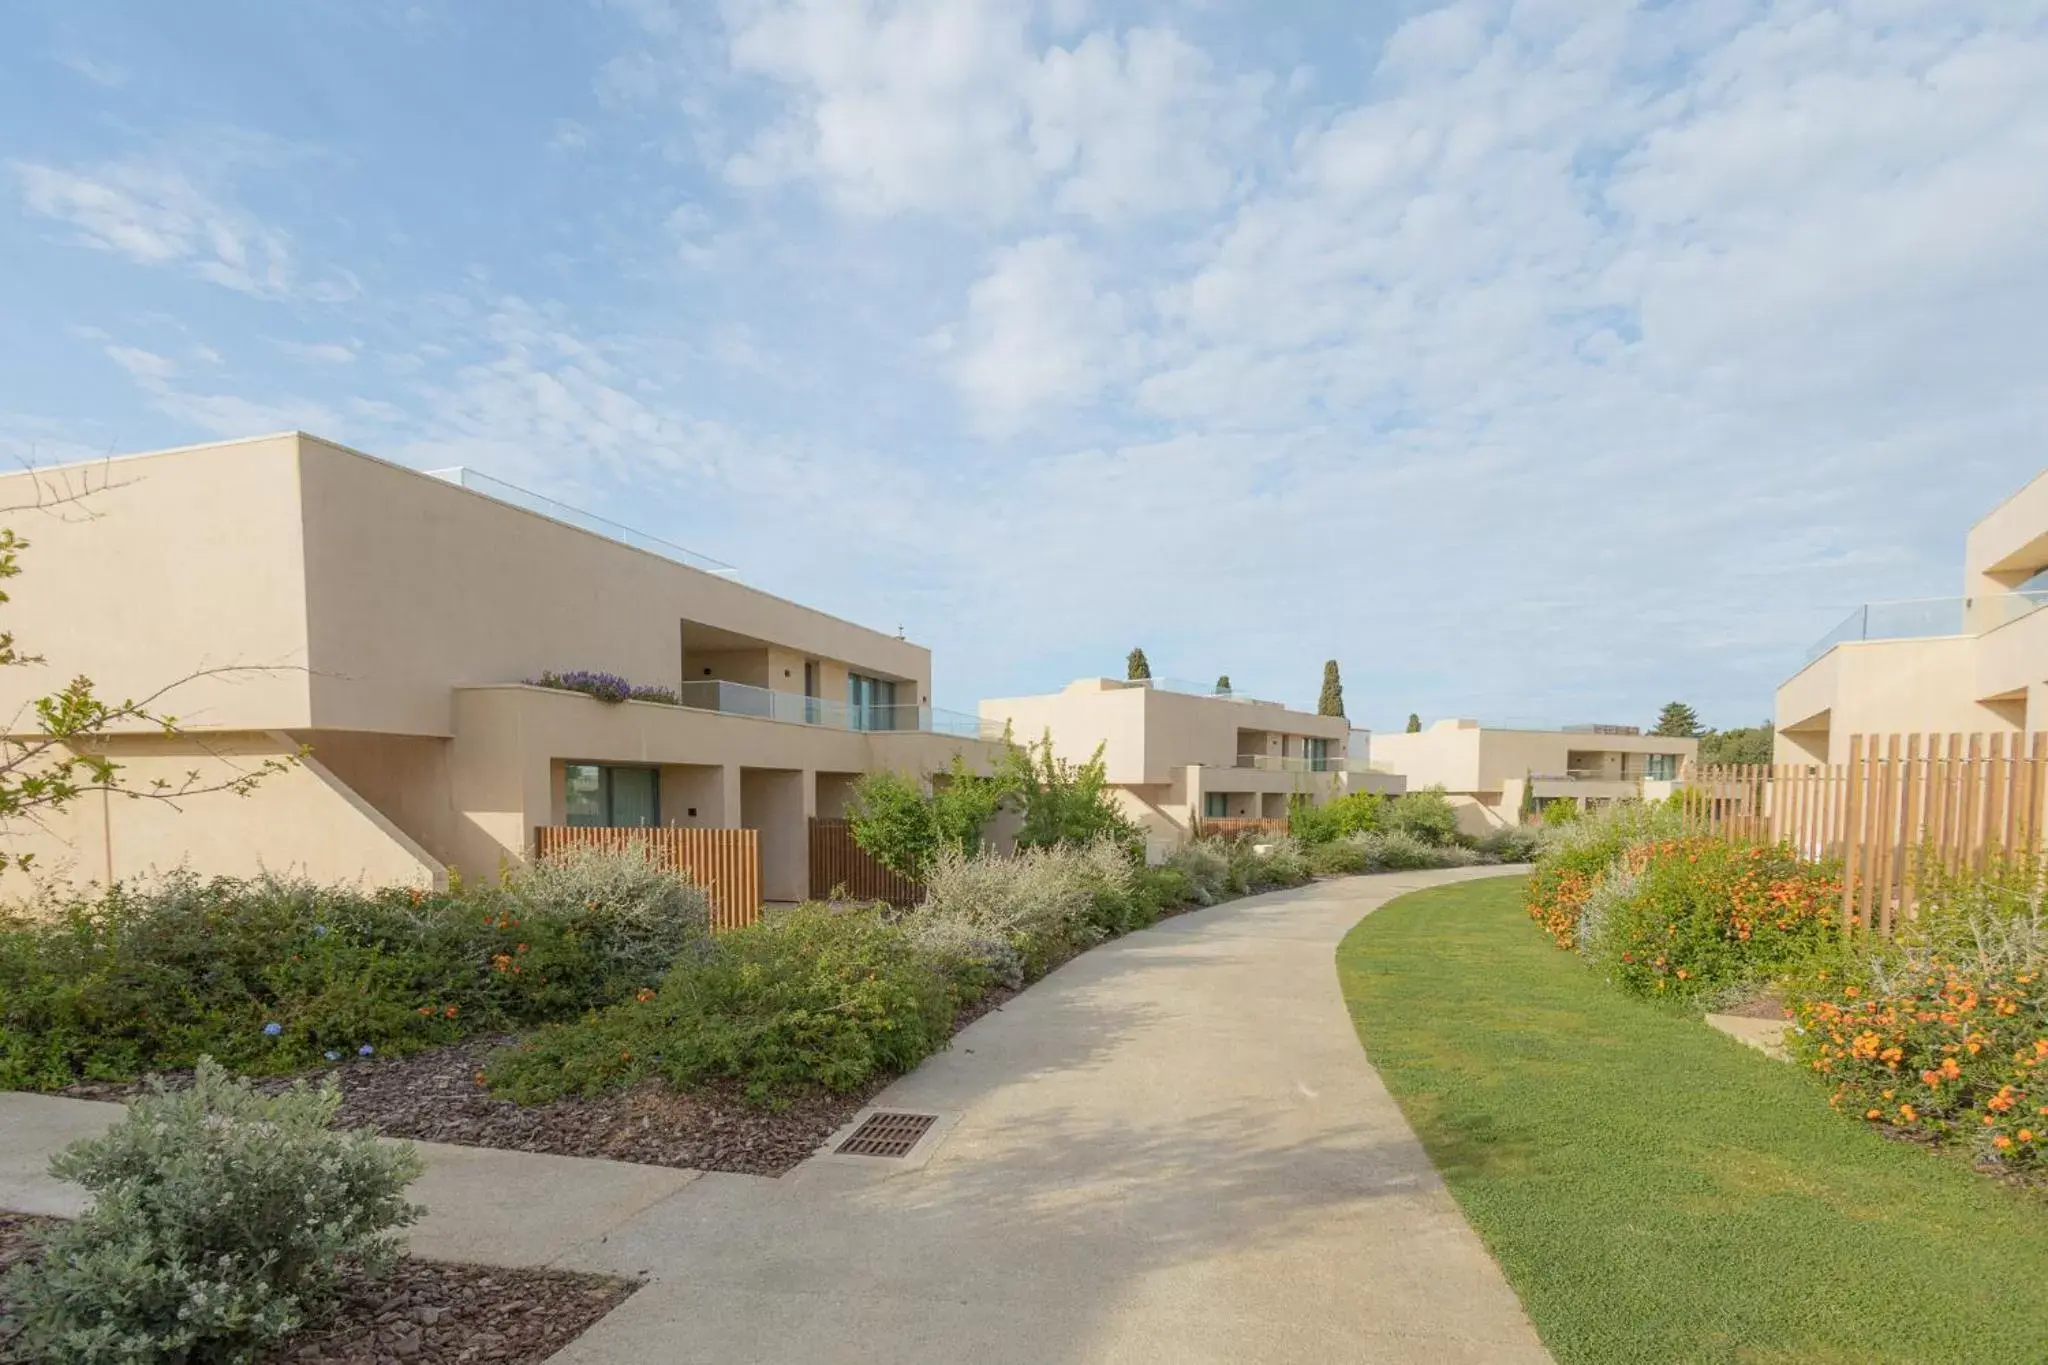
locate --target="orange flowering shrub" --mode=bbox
[1524,802,1687,950]
[1789,858,2048,1171]
[1594,839,1841,999]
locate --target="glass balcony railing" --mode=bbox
[427,466,741,579]
[1233,753,1375,774]
[1806,590,2048,661]
[1115,677,1286,707]
[669,679,1006,740]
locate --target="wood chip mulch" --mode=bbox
[52,897,1221,1179]
[1,1214,639,1365]
[66,1036,880,1177]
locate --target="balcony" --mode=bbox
[1114,677,1286,707]
[1233,753,1372,775]
[1805,590,2048,661]
[672,680,1004,740]
[428,466,741,579]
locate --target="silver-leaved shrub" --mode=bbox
[3,1057,424,1365]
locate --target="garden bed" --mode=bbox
[0,1213,637,1365]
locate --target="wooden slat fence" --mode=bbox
[534,826,761,931]
[1681,731,2048,937]
[1193,817,1289,840]
[809,817,925,906]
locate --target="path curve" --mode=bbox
[551,867,1550,1365]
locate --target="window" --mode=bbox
[1306,737,1332,772]
[1204,792,1229,819]
[848,672,898,731]
[563,764,660,828]
[1646,753,1679,781]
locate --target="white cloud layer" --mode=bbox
[8,0,2045,728]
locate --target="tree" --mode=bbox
[1405,713,1422,733]
[847,754,1013,880]
[0,471,292,872]
[1651,701,1703,738]
[1699,723,1774,767]
[1317,660,1344,717]
[1126,647,1151,681]
[1214,674,1231,695]
[1007,730,1139,851]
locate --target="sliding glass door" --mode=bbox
[847,672,898,731]
[563,764,661,827]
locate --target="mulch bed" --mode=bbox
[1717,990,1791,1020]
[66,1037,879,1177]
[0,1214,636,1364]
[53,895,1231,1178]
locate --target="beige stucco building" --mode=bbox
[1370,720,1695,836]
[1776,468,2048,764]
[1,432,1003,899]
[977,678,1404,852]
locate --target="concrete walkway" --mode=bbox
[0,867,1549,1364]
[555,866,1549,1365]
[0,1091,698,1268]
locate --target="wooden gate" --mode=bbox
[533,826,761,931]
[808,817,924,906]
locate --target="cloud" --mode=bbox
[100,340,340,437]
[951,235,1132,433]
[717,0,1266,222]
[271,339,358,365]
[10,156,354,301]
[54,48,127,89]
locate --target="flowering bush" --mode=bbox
[2,1059,422,1364]
[528,669,633,703]
[1586,838,1840,998]
[1789,858,2048,1171]
[0,849,709,1090]
[1525,802,1684,948]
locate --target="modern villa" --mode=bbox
[1776,468,2048,764]
[0,432,1005,902]
[978,677,1403,854]
[1370,719,1696,835]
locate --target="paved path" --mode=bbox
[0,867,1550,1364]
[554,867,1549,1365]
[0,1091,698,1268]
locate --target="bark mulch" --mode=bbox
[0,1214,637,1365]
[67,1037,879,1177]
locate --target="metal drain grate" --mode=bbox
[835,1111,937,1158]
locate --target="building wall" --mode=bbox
[1774,636,2020,765]
[1374,721,1695,825]
[10,733,440,891]
[0,435,316,731]
[293,435,931,737]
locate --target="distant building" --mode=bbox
[1370,720,1696,837]
[979,678,1403,853]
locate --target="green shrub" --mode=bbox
[1387,787,1461,846]
[0,850,709,1091]
[1009,735,1141,852]
[1307,839,1369,875]
[1789,856,2048,1169]
[488,906,956,1104]
[1474,825,1544,863]
[1585,838,1840,999]
[1349,828,1480,872]
[2,1058,423,1364]
[1524,800,1685,947]
[1134,864,1195,910]
[847,757,1011,881]
[1165,840,1230,904]
[1289,791,1385,845]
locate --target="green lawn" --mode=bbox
[1339,876,2048,1365]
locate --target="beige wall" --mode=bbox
[1965,468,2048,598]
[1374,720,1695,825]
[12,733,439,892]
[0,435,315,732]
[1774,635,2026,765]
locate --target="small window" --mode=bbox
[1203,792,1229,819]
[563,764,660,828]
[1646,753,1679,781]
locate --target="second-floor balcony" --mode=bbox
[529,675,1006,741]
[1806,590,2048,661]
[1233,752,1378,775]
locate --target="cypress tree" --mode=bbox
[1317,660,1344,717]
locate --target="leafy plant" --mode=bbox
[0,848,709,1091]
[2,1058,423,1364]
[848,756,1013,880]
[1387,786,1460,847]
[1126,647,1151,680]
[1652,701,1703,738]
[528,669,633,703]
[1008,733,1140,853]
[489,906,957,1103]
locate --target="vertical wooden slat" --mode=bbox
[1896,734,1922,928]
[1839,736,1866,936]
[1985,732,2008,861]
[533,826,762,930]
[2028,733,2048,862]
[1863,736,1896,934]
[1924,733,1950,881]
[1961,734,1984,873]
